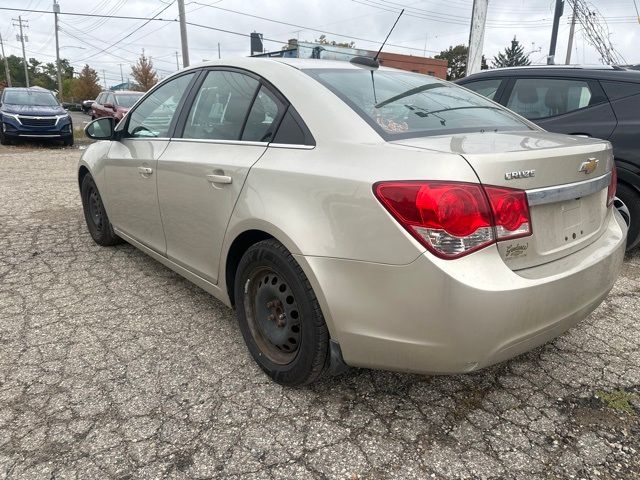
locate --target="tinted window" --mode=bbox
[506,78,594,119]
[601,80,640,101]
[305,68,528,139]
[462,79,502,100]
[3,90,58,106]
[126,72,195,138]
[273,108,313,145]
[183,70,258,140]
[242,86,284,142]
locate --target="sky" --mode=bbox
[1,0,639,87]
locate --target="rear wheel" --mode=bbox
[81,174,122,246]
[616,182,640,250]
[234,239,329,386]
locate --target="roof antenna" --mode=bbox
[350,9,404,69]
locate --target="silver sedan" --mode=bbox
[79,58,627,385]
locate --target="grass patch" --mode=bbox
[595,389,637,414]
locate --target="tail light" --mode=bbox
[374,181,532,259]
[607,166,617,207]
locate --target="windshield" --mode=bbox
[304,68,531,139]
[115,93,143,108]
[3,90,59,107]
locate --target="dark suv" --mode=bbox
[457,66,640,250]
[0,87,73,146]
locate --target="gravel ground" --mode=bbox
[0,146,639,480]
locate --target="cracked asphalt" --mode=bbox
[1,145,639,480]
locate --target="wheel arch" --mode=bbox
[615,159,640,195]
[78,165,91,192]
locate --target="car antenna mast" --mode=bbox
[350,9,404,69]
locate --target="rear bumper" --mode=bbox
[299,209,627,375]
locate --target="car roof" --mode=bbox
[459,65,640,83]
[190,57,392,72]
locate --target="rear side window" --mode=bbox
[506,78,595,119]
[273,108,314,145]
[462,79,503,100]
[183,70,259,141]
[304,68,528,139]
[241,86,285,142]
[600,81,640,101]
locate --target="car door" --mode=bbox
[503,77,617,140]
[157,68,286,283]
[104,71,197,254]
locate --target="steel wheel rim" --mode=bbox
[244,266,301,365]
[88,188,103,230]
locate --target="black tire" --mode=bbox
[0,131,10,145]
[63,135,74,147]
[80,174,122,246]
[234,239,329,386]
[617,182,640,251]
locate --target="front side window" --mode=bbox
[105,93,115,106]
[462,79,503,100]
[304,68,528,139]
[506,78,594,119]
[3,90,59,106]
[182,70,259,140]
[126,72,195,138]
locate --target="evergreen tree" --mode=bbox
[131,50,158,91]
[492,37,531,68]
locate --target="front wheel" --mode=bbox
[0,131,11,145]
[234,239,329,386]
[616,182,640,251]
[62,135,74,147]
[80,174,122,246]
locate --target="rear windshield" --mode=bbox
[304,68,531,139]
[115,93,143,108]
[3,90,59,107]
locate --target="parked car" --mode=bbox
[79,58,626,386]
[62,101,82,111]
[0,87,73,146]
[82,99,94,114]
[90,90,143,122]
[456,65,640,250]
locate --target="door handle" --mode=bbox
[138,166,153,175]
[206,174,232,185]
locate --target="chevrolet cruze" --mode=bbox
[78,58,627,386]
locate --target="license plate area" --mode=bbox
[499,189,607,270]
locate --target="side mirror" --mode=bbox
[85,117,115,140]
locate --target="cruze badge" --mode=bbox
[505,169,535,180]
[578,158,599,175]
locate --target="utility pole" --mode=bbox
[565,1,577,64]
[218,43,221,59]
[0,33,11,87]
[53,0,63,101]
[466,0,489,76]
[102,70,107,89]
[13,16,29,87]
[119,64,124,84]
[175,51,180,70]
[547,0,564,65]
[177,0,190,67]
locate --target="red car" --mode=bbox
[91,90,144,122]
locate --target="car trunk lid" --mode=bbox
[393,131,614,269]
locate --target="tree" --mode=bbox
[70,64,101,101]
[492,37,531,68]
[131,50,158,91]
[435,45,488,81]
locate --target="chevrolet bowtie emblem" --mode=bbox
[578,158,598,175]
